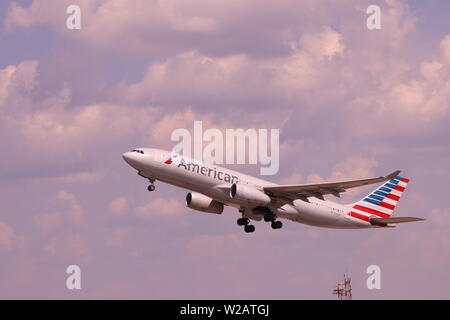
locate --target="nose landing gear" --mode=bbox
[146,177,156,192]
[137,172,157,192]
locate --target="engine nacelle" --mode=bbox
[230,183,271,206]
[186,192,224,214]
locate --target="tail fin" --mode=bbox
[348,175,410,221]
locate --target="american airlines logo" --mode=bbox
[170,121,279,175]
[165,155,239,184]
[164,153,178,164]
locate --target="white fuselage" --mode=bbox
[122,148,374,229]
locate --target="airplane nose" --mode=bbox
[122,152,135,166]
[122,151,144,171]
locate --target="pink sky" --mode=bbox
[1,0,450,299]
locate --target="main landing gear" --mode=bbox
[237,218,255,233]
[237,209,283,233]
[263,212,283,230]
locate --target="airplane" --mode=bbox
[122,148,424,233]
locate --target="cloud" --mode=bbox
[48,171,104,183]
[0,222,14,249]
[304,156,379,201]
[441,35,450,63]
[300,26,345,59]
[2,0,350,56]
[119,26,348,108]
[134,198,186,221]
[306,156,378,183]
[430,207,450,227]
[102,227,130,248]
[359,206,450,272]
[45,233,91,261]
[278,171,303,185]
[328,156,379,182]
[33,191,87,231]
[14,259,35,286]
[0,100,159,179]
[0,60,38,107]
[0,66,16,104]
[187,234,241,257]
[108,197,129,215]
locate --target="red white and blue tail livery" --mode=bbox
[348,176,410,225]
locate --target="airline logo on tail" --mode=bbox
[348,176,409,222]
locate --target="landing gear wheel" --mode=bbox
[271,221,282,229]
[244,225,255,233]
[147,185,156,192]
[237,218,249,226]
[264,213,276,222]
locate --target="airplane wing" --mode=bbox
[263,170,401,201]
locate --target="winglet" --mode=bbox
[385,170,401,180]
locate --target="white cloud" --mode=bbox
[306,156,379,201]
[440,35,450,64]
[300,27,345,59]
[108,197,129,215]
[45,233,91,261]
[187,234,240,257]
[0,60,38,106]
[48,171,104,183]
[103,227,130,248]
[0,221,15,249]
[34,191,87,231]
[135,198,185,221]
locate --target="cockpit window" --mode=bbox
[131,149,144,154]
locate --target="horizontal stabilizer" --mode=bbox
[369,217,425,226]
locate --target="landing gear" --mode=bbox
[237,218,249,226]
[244,225,255,233]
[264,212,282,230]
[271,220,283,229]
[237,217,255,233]
[263,213,276,222]
[237,208,282,233]
[146,177,156,192]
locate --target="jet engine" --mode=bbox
[186,192,224,214]
[230,183,271,206]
